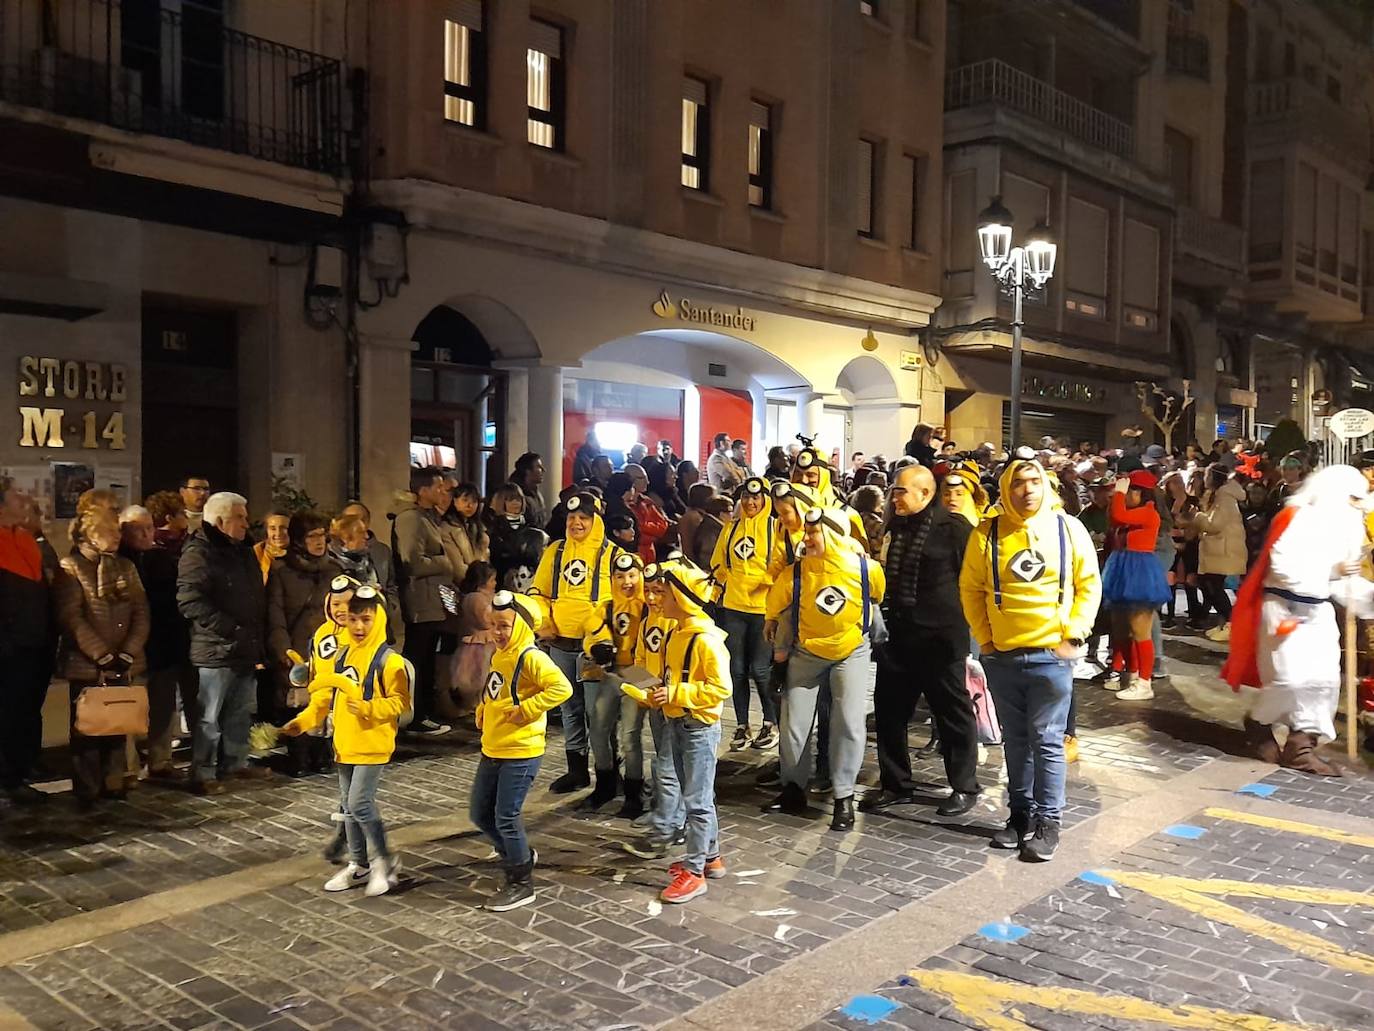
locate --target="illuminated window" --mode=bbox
[443,2,485,128]
[682,77,710,190]
[748,101,773,208]
[527,20,565,150]
[861,1,877,15]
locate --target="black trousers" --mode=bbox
[0,647,52,788]
[403,620,443,725]
[875,626,979,795]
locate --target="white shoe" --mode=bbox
[364,856,398,897]
[324,863,369,892]
[1117,680,1155,701]
[1206,623,1231,643]
[1099,672,1122,691]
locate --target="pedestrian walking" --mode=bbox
[1101,472,1172,702]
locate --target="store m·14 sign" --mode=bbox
[17,356,128,449]
[652,290,757,332]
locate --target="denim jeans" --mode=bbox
[584,675,621,775]
[780,643,870,799]
[718,608,777,727]
[668,716,721,875]
[620,696,647,782]
[983,649,1074,822]
[146,662,199,771]
[192,667,257,783]
[648,709,685,840]
[469,754,541,867]
[547,644,587,755]
[338,762,390,866]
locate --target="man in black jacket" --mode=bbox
[861,464,981,816]
[177,491,268,795]
[0,480,53,804]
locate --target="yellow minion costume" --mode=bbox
[582,551,647,670]
[766,480,820,579]
[939,461,992,527]
[790,447,870,548]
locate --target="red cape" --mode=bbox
[1221,505,1298,691]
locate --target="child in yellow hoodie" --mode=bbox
[281,587,411,897]
[644,557,731,905]
[711,477,780,751]
[582,550,648,817]
[471,591,572,911]
[763,508,886,832]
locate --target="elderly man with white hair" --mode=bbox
[1225,464,1374,776]
[176,491,268,795]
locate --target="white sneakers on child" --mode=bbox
[324,856,400,895]
[324,864,369,892]
[1116,678,1155,701]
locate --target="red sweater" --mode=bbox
[1109,493,1159,553]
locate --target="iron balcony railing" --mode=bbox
[945,58,1135,160]
[1166,30,1209,81]
[0,0,345,175]
[1176,206,1245,275]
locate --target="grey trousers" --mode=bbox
[779,642,871,800]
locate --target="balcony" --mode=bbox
[1166,31,1209,81]
[945,59,1135,160]
[0,0,345,175]
[1175,206,1244,282]
[1249,76,1369,177]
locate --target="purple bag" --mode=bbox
[965,656,1001,746]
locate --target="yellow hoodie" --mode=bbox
[959,459,1102,651]
[766,482,819,581]
[711,480,776,614]
[766,509,886,661]
[582,578,646,668]
[476,594,573,759]
[529,501,616,640]
[287,602,410,765]
[655,559,731,723]
[792,448,870,549]
[941,462,992,527]
[635,598,676,682]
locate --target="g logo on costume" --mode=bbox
[316,636,338,660]
[1007,549,1047,582]
[613,612,632,636]
[341,665,361,684]
[484,670,504,701]
[562,558,588,587]
[814,586,847,616]
[732,537,756,561]
[644,626,665,652]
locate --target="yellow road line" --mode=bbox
[1204,807,1374,849]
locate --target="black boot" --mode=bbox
[830,795,855,831]
[549,750,590,794]
[576,768,620,811]
[762,782,809,815]
[616,778,645,820]
[486,861,535,912]
[914,727,941,758]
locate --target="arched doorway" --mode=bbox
[410,304,507,493]
[836,355,904,463]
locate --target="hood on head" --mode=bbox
[340,586,391,668]
[322,573,362,626]
[733,476,774,520]
[997,459,1050,526]
[942,462,990,513]
[790,448,835,495]
[492,590,541,658]
[657,555,715,618]
[563,492,607,548]
[770,480,820,519]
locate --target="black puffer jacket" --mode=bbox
[176,523,267,670]
[267,549,341,666]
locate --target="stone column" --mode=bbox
[358,333,414,524]
[1190,314,1219,445]
[527,364,565,504]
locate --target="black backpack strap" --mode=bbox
[509,645,536,706]
[549,540,566,601]
[589,541,610,603]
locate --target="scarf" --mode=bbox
[329,543,377,584]
[78,540,126,599]
[0,526,42,581]
[883,507,935,612]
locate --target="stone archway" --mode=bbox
[836,355,907,461]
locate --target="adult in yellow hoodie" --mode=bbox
[766,481,818,581]
[763,508,885,831]
[281,588,411,897]
[528,491,614,793]
[958,458,1101,861]
[646,557,731,904]
[790,446,870,549]
[710,477,780,750]
[580,550,648,816]
[470,591,572,911]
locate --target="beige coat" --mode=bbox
[1192,479,1247,577]
[54,551,150,681]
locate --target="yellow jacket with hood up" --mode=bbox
[711,490,776,614]
[529,509,616,640]
[475,595,573,759]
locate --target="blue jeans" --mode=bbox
[192,667,256,783]
[584,675,621,774]
[469,755,541,867]
[547,644,587,755]
[620,696,647,782]
[648,709,685,840]
[718,608,778,727]
[983,649,1073,822]
[338,763,390,866]
[668,716,721,875]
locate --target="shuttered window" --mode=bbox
[1065,197,1108,317]
[857,139,876,237]
[681,77,710,191]
[1295,161,1316,267]
[748,101,773,208]
[527,19,565,150]
[1249,159,1283,263]
[1122,218,1160,329]
[443,1,486,128]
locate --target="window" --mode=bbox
[1164,126,1194,206]
[860,0,877,15]
[681,77,710,191]
[857,139,876,237]
[1065,197,1109,317]
[1123,219,1160,330]
[748,101,773,208]
[903,153,922,249]
[907,0,928,40]
[527,20,565,150]
[443,1,486,128]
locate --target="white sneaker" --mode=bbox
[1099,672,1122,691]
[1117,680,1155,701]
[324,863,369,892]
[364,856,399,897]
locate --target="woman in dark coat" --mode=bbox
[266,510,340,775]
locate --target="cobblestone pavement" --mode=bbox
[2,631,1371,1031]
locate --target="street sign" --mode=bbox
[1327,407,1374,439]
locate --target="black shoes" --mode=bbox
[762,782,808,815]
[858,789,916,813]
[830,795,855,831]
[991,810,1031,850]
[486,862,535,911]
[936,790,981,817]
[616,779,646,820]
[576,769,621,811]
[1021,818,1060,862]
[549,750,590,794]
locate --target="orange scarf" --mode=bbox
[0,527,42,582]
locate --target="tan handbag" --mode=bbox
[74,673,149,737]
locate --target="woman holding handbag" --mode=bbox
[55,507,149,808]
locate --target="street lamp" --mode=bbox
[977,196,1057,450]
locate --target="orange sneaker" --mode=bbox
[670,856,726,880]
[661,867,707,904]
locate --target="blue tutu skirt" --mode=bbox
[1102,549,1171,609]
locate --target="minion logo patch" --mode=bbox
[1007,549,1048,583]
[732,537,756,561]
[483,670,504,701]
[341,665,361,684]
[644,626,665,652]
[613,612,632,636]
[561,558,588,587]
[815,586,848,616]
[316,636,338,660]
